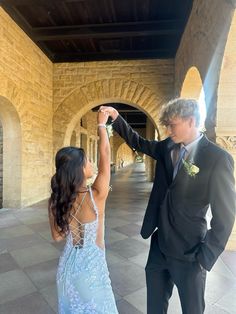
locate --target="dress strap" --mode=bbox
[71,191,87,219]
[88,186,98,216]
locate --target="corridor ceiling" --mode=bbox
[1,0,193,63]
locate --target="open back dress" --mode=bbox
[57,186,118,314]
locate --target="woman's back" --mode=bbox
[57,186,118,314]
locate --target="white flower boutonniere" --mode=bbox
[182,160,200,178]
[106,124,113,138]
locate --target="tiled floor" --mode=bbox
[0,163,236,313]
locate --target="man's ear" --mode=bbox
[189,116,195,128]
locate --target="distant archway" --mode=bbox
[116,142,135,170]
[0,96,22,208]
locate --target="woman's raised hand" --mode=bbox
[99,106,119,121]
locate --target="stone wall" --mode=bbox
[0,121,2,208]
[0,8,53,207]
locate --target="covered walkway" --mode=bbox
[0,163,235,313]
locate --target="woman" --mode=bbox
[48,110,118,313]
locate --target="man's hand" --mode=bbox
[99,106,119,121]
[97,110,109,125]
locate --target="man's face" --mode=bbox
[165,116,193,144]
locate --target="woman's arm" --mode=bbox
[92,110,110,200]
[100,106,161,159]
[48,207,65,242]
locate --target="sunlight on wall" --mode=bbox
[181,66,206,129]
[198,89,207,129]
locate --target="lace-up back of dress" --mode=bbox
[68,187,100,249]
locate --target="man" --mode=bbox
[100,99,236,314]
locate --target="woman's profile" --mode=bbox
[48,110,118,313]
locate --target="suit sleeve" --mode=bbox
[197,152,236,271]
[112,115,161,159]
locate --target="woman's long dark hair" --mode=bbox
[49,147,86,235]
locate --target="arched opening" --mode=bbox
[116,142,135,170]
[0,96,22,208]
[53,80,161,183]
[181,66,206,129]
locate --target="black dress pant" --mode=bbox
[145,232,206,314]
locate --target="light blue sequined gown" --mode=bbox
[57,187,118,314]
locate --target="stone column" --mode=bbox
[216,131,236,250]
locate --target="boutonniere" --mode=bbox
[106,124,113,138]
[182,160,200,178]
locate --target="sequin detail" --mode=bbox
[57,186,118,314]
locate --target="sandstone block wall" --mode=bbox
[0,122,3,207]
[0,8,53,207]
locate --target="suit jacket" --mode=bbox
[112,115,236,271]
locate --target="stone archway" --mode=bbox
[180,66,206,129]
[53,79,160,154]
[0,96,22,208]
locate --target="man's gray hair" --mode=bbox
[159,98,201,127]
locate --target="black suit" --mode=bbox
[112,115,236,313]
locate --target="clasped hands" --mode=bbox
[98,106,119,123]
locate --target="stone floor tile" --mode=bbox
[114,223,141,237]
[109,261,146,296]
[132,234,151,246]
[106,238,149,258]
[0,292,55,314]
[116,299,143,314]
[0,252,19,273]
[205,270,236,305]
[27,221,51,232]
[124,287,146,313]
[105,217,129,228]
[106,249,127,266]
[0,233,47,252]
[0,269,36,305]
[221,251,236,278]
[51,239,66,251]
[215,285,236,313]
[128,250,149,268]
[205,304,230,314]
[104,228,128,245]
[10,243,60,268]
[0,213,21,229]
[24,258,58,289]
[40,284,58,313]
[0,225,34,239]
[120,213,144,222]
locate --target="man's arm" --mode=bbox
[196,152,236,271]
[100,106,161,159]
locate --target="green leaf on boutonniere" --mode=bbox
[182,160,200,178]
